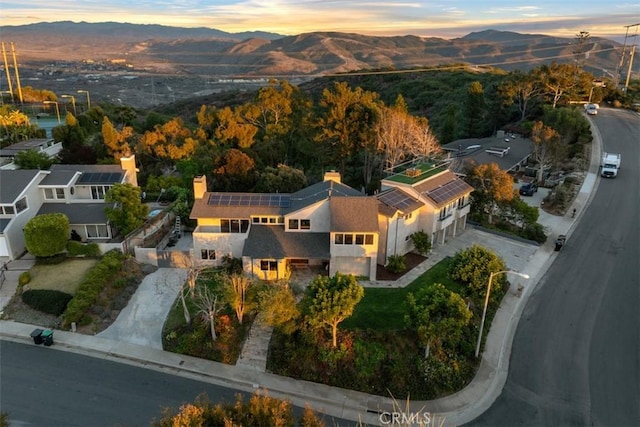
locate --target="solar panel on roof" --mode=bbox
[425,179,470,204]
[207,193,291,207]
[379,189,420,212]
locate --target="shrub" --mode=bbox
[522,223,547,243]
[410,230,432,256]
[24,213,69,257]
[66,241,101,257]
[22,289,73,316]
[18,271,31,286]
[386,255,407,274]
[36,253,66,265]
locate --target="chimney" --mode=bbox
[323,170,341,183]
[119,155,138,187]
[193,175,207,199]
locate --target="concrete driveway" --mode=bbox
[97,268,187,349]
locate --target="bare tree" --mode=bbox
[224,273,253,325]
[531,121,564,183]
[194,285,223,342]
[406,116,441,159]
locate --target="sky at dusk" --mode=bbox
[1,0,639,41]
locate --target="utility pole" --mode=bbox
[1,43,14,100]
[10,42,23,104]
[616,23,639,89]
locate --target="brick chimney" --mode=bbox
[193,175,207,199]
[323,170,341,183]
[119,155,138,187]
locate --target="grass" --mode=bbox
[344,257,463,330]
[383,163,447,184]
[26,258,99,295]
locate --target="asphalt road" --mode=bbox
[468,108,640,426]
[0,341,351,426]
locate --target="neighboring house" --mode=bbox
[191,172,379,280]
[379,161,474,260]
[0,156,138,260]
[190,163,474,281]
[0,138,63,170]
[442,132,534,175]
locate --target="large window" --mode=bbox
[44,188,65,200]
[201,249,216,260]
[91,185,111,200]
[334,233,375,246]
[220,219,249,233]
[85,224,109,238]
[260,260,278,271]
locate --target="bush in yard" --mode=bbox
[410,230,431,256]
[18,271,31,286]
[386,254,407,274]
[66,241,101,257]
[24,213,69,258]
[22,289,73,316]
[63,250,126,327]
[448,245,507,302]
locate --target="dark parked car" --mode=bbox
[519,182,538,196]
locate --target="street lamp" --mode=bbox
[43,100,61,123]
[61,94,76,115]
[588,80,606,103]
[77,89,91,110]
[475,270,530,358]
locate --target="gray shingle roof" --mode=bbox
[330,197,379,232]
[37,203,113,225]
[0,218,10,233]
[289,180,362,212]
[242,225,330,259]
[0,170,47,203]
[40,170,79,186]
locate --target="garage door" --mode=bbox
[333,256,370,278]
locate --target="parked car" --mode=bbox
[519,182,538,196]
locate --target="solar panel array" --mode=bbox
[425,179,470,204]
[77,172,123,185]
[378,189,421,212]
[208,193,291,207]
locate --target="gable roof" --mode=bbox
[330,197,379,233]
[0,169,48,203]
[243,225,330,259]
[289,180,362,212]
[376,187,424,217]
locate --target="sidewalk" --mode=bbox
[0,121,602,426]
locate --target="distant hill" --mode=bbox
[0,22,622,77]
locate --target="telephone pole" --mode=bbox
[616,23,639,91]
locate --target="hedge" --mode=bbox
[66,241,101,257]
[62,250,125,327]
[22,289,73,316]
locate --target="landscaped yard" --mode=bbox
[25,258,99,294]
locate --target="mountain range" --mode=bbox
[1,22,623,78]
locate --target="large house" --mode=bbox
[190,162,473,281]
[0,156,138,260]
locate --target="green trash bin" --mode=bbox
[41,329,54,346]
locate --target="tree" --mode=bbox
[405,284,472,359]
[14,149,54,169]
[535,62,578,108]
[212,148,256,191]
[531,121,564,183]
[224,273,253,325]
[257,283,300,334]
[105,183,148,235]
[254,164,308,193]
[410,230,431,256]
[462,81,488,137]
[498,70,543,121]
[193,283,223,342]
[24,213,69,258]
[448,245,507,301]
[304,273,364,348]
[465,162,515,224]
[101,116,133,159]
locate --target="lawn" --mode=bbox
[343,257,463,330]
[26,258,99,295]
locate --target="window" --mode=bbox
[277,217,284,224]
[91,185,110,200]
[15,197,27,213]
[44,188,54,199]
[261,217,268,223]
[220,219,249,233]
[288,219,299,230]
[269,217,276,224]
[458,196,467,209]
[345,234,353,244]
[252,217,260,223]
[335,233,374,245]
[45,188,66,200]
[0,205,15,215]
[403,213,413,220]
[85,224,109,239]
[56,188,65,199]
[365,234,374,245]
[335,234,344,244]
[201,249,216,260]
[300,219,311,230]
[355,234,364,245]
[260,260,278,271]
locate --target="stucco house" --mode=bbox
[190,162,474,281]
[0,156,138,261]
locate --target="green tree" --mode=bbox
[105,183,148,235]
[535,62,578,108]
[254,164,308,193]
[24,213,69,258]
[465,162,515,224]
[257,283,300,334]
[462,81,488,137]
[304,273,364,348]
[14,149,54,169]
[498,70,543,121]
[410,230,431,256]
[448,245,507,301]
[531,121,564,183]
[405,283,472,359]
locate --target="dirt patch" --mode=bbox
[376,252,427,281]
